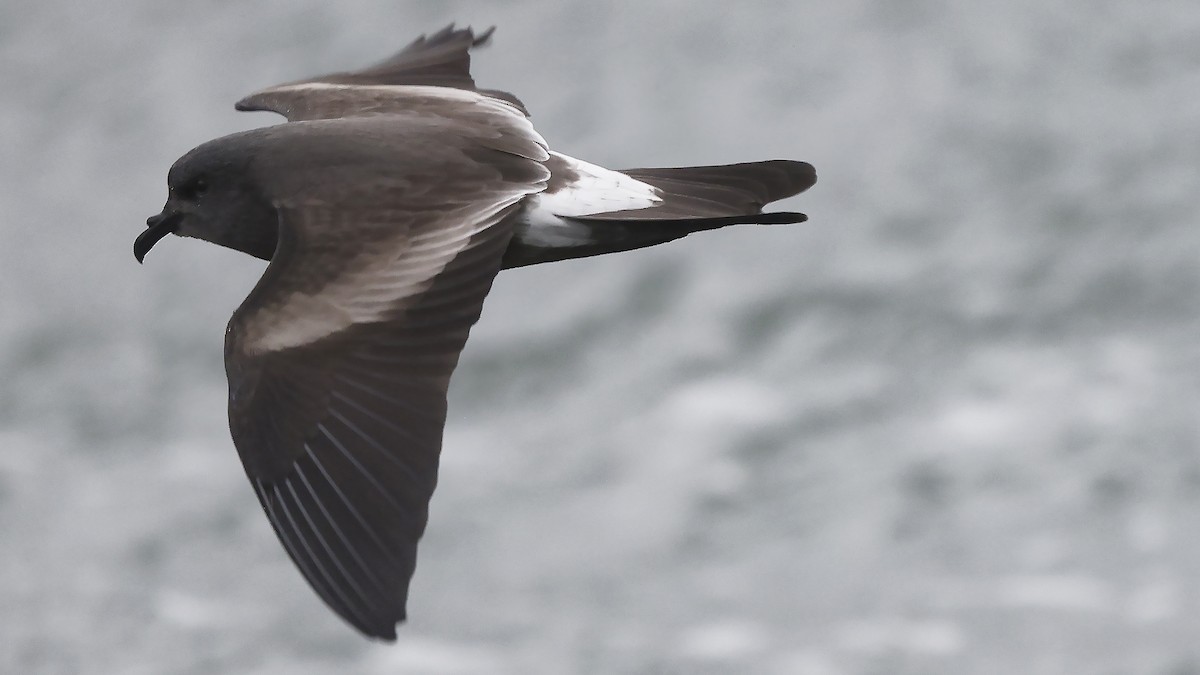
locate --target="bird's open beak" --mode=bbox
[135,210,182,263]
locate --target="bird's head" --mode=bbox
[136,133,279,263]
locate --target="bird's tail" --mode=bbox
[503,159,816,268]
[611,160,816,220]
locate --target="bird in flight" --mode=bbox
[135,24,816,641]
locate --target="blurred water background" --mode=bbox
[2,1,1198,673]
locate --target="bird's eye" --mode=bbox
[193,179,209,197]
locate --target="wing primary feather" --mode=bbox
[347,332,464,350]
[302,444,406,570]
[283,475,384,610]
[326,405,427,488]
[315,421,412,517]
[328,388,439,455]
[290,461,388,593]
[273,481,377,631]
[255,478,347,625]
[331,380,443,422]
[350,350,453,367]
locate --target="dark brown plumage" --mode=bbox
[136,24,816,641]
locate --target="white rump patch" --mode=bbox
[517,153,661,243]
[537,152,661,217]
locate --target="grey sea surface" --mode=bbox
[3,1,1198,673]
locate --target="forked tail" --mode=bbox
[504,156,816,268]
[602,160,816,220]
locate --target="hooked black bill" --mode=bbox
[135,211,182,263]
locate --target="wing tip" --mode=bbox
[234,91,275,113]
[472,25,497,47]
[416,23,497,49]
[364,619,401,642]
[350,601,405,641]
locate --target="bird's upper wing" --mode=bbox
[235,24,527,121]
[225,109,548,640]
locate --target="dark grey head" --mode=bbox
[136,132,279,263]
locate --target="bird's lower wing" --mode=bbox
[225,123,548,639]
